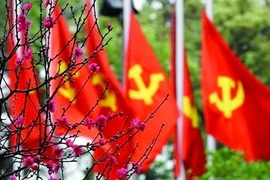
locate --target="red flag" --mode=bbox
[50,3,133,179]
[85,4,133,128]
[50,5,99,139]
[170,12,206,178]
[202,11,270,161]
[8,1,55,160]
[124,12,179,171]
[8,32,44,153]
[84,2,134,178]
[182,55,206,176]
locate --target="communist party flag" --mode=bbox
[170,12,206,177]
[85,2,132,128]
[202,11,270,161]
[50,4,99,139]
[8,0,55,159]
[181,55,206,177]
[50,3,133,178]
[84,1,133,178]
[124,12,179,171]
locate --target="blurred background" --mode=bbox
[2,0,270,179]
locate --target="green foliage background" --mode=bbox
[2,0,270,179]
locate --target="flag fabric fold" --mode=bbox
[201,11,270,161]
[124,12,179,171]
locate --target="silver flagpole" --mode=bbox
[123,0,131,89]
[175,0,185,179]
[203,0,216,167]
[13,0,22,56]
[205,0,213,20]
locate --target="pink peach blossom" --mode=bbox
[22,2,33,11]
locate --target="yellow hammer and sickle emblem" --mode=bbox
[209,76,245,118]
[92,73,117,112]
[128,64,164,105]
[183,96,199,128]
[58,62,78,103]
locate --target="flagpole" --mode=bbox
[205,0,213,20]
[203,0,216,162]
[12,0,22,56]
[123,0,131,52]
[122,0,131,90]
[94,0,98,18]
[175,0,186,179]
